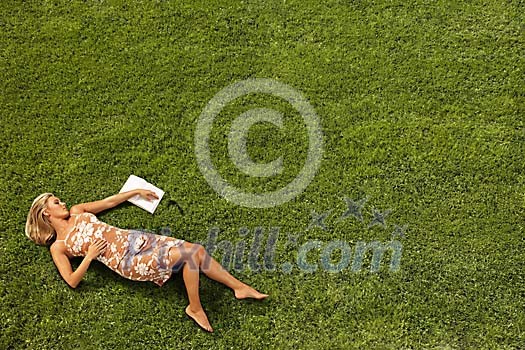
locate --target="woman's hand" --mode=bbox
[136,189,159,202]
[86,239,107,260]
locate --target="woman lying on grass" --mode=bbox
[25,189,268,332]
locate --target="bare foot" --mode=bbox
[185,305,213,332]
[234,284,269,300]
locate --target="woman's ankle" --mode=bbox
[186,304,204,313]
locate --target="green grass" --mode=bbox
[1,0,523,349]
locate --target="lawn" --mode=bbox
[0,0,523,349]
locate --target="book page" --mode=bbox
[119,175,165,214]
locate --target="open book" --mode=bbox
[119,175,165,214]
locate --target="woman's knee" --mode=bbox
[178,242,206,262]
[192,243,207,261]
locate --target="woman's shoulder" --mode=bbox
[69,211,96,218]
[50,239,65,250]
[69,204,94,215]
[66,212,97,227]
[50,239,72,258]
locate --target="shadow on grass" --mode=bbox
[71,259,268,306]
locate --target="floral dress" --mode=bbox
[54,212,185,287]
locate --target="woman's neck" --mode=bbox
[50,215,71,239]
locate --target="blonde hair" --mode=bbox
[25,192,56,246]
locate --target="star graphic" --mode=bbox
[391,224,408,239]
[338,196,368,222]
[307,209,332,231]
[368,207,392,228]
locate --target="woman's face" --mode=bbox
[44,196,69,219]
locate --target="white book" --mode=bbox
[119,175,165,214]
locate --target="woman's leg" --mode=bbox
[181,261,213,332]
[171,242,269,300]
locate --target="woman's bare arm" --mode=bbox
[69,189,158,215]
[50,245,93,288]
[50,240,107,288]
